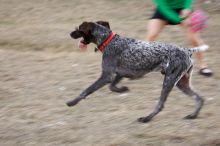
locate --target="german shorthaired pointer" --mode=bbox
[67,21,208,123]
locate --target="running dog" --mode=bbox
[67,21,207,123]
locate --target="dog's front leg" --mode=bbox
[109,73,129,93]
[66,72,112,107]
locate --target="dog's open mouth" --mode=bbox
[80,39,87,45]
[79,38,88,49]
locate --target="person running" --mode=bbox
[146,0,213,76]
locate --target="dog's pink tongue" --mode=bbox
[78,39,87,51]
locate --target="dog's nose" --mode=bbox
[70,32,74,38]
[70,31,82,39]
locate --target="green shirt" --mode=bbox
[153,0,193,24]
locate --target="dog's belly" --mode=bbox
[116,65,160,79]
[117,58,162,75]
[116,55,165,79]
[116,69,148,79]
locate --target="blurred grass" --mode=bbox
[1,0,219,52]
[0,0,152,52]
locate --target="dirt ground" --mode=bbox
[0,0,220,146]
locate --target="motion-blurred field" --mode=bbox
[0,0,220,146]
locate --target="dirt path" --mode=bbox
[1,0,220,145]
[0,49,220,146]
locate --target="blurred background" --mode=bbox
[0,0,219,146]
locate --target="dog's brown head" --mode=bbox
[70,21,111,45]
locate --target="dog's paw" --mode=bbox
[109,86,129,93]
[119,86,129,93]
[66,101,76,107]
[137,117,152,123]
[66,98,81,107]
[184,114,197,119]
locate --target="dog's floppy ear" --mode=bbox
[70,29,84,39]
[96,21,110,29]
[78,21,95,35]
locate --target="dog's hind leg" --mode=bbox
[109,73,129,93]
[138,67,183,123]
[66,72,112,107]
[176,66,204,119]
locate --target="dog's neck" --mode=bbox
[93,32,111,45]
[92,26,114,51]
[95,32,116,52]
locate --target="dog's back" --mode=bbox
[106,36,192,77]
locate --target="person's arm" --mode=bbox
[153,0,182,24]
[181,0,193,21]
[184,0,193,10]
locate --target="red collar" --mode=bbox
[97,32,116,52]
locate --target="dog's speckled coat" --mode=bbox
[67,21,204,123]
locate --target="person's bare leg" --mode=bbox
[146,19,167,41]
[189,35,207,68]
[180,24,207,67]
[180,24,213,76]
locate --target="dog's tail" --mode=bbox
[188,44,209,53]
